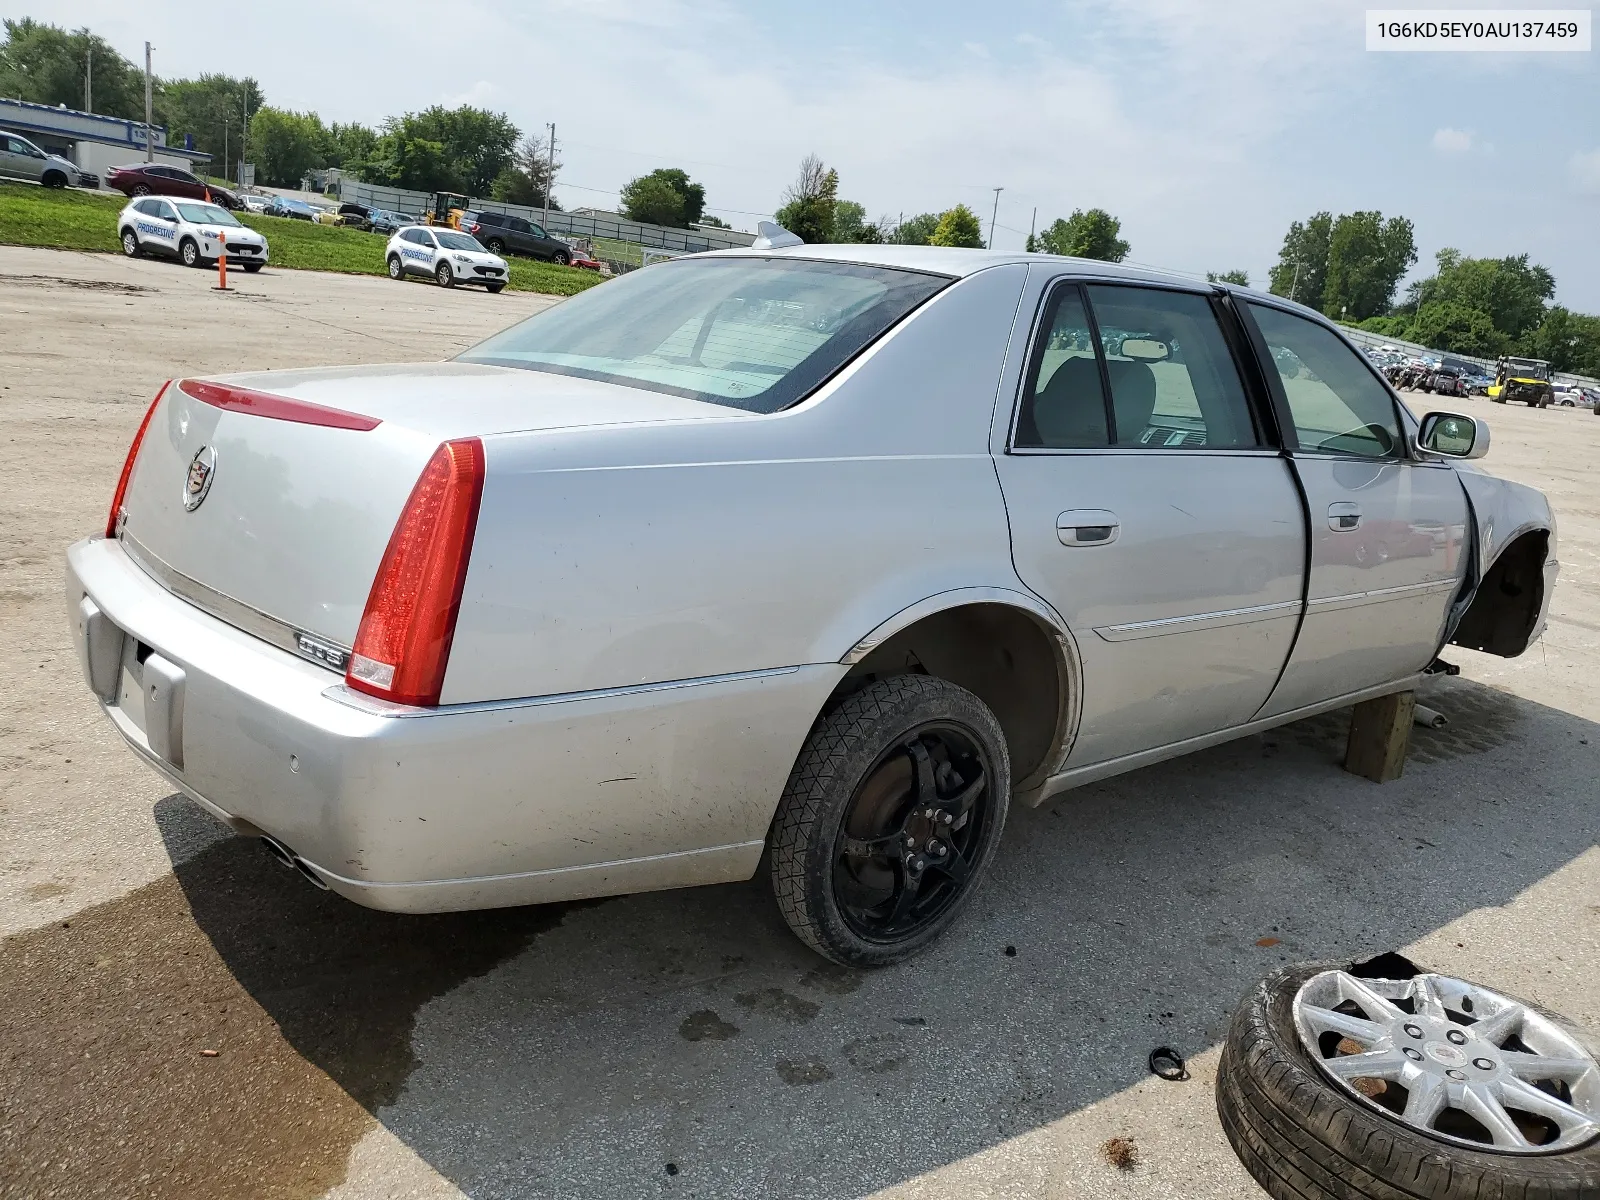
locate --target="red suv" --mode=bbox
[107,163,240,210]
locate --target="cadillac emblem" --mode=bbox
[183,445,217,512]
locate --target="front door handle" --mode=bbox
[1057,509,1119,547]
[1328,502,1362,532]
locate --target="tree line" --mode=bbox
[1266,208,1600,375]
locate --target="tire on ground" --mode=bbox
[1216,961,1600,1200]
[767,674,1010,968]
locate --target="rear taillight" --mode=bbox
[468,222,480,233]
[347,439,485,707]
[105,380,170,538]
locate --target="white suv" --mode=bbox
[385,225,509,292]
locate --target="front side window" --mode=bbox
[460,257,949,413]
[1249,303,1402,458]
[154,201,178,221]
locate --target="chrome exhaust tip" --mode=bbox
[260,835,331,891]
[260,835,295,869]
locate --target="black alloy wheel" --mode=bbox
[769,674,1010,966]
[552,249,570,266]
[131,184,151,197]
[485,238,506,254]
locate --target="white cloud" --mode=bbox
[1432,128,1474,154]
[1571,149,1600,195]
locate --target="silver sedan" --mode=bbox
[66,242,1557,965]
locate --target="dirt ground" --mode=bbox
[1,246,1596,1200]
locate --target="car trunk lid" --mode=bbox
[117,362,742,662]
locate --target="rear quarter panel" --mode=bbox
[442,263,1033,704]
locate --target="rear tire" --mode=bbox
[768,675,1010,967]
[1217,962,1600,1200]
[387,255,404,280]
[552,250,570,266]
[131,184,151,197]
[435,262,454,288]
[485,238,506,254]
[120,229,140,257]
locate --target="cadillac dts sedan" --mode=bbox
[66,240,1557,965]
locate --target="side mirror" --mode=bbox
[1418,411,1489,460]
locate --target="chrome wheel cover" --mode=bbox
[1294,970,1600,1154]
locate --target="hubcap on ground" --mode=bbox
[1293,970,1600,1153]
[831,723,991,943]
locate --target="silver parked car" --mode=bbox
[66,246,1558,965]
[0,129,84,188]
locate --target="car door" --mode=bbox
[401,228,437,275]
[993,278,1306,767]
[137,198,182,256]
[507,217,537,255]
[0,135,27,180]
[1242,301,1469,717]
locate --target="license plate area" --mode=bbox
[114,635,187,768]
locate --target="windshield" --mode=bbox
[458,257,950,413]
[176,203,240,226]
[436,232,485,252]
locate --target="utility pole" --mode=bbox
[988,186,1003,249]
[222,116,228,186]
[240,92,249,187]
[143,43,153,162]
[1028,206,1037,251]
[1288,257,1302,303]
[543,122,556,227]
[84,45,92,113]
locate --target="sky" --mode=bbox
[20,0,1600,309]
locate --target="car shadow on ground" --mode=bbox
[3,674,1593,1200]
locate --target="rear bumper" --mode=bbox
[66,536,837,912]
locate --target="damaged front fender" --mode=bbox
[1446,468,1559,657]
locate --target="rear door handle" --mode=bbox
[1057,509,1119,547]
[1327,502,1362,532]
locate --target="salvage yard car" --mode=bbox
[385,225,509,290]
[65,244,1559,966]
[117,196,269,271]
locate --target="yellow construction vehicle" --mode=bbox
[425,192,471,229]
[1488,356,1554,408]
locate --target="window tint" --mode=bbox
[154,201,178,221]
[1016,285,1110,447]
[530,224,548,239]
[1249,303,1401,457]
[509,218,531,233]
[1085,285,1259,449]
[460,257,949,413]
[133,199,158,216]
[4,137,25,153]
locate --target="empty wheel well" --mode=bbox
[1450,530,1549,657]
[825,603,1068,790]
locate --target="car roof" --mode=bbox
[696,243,1325,312]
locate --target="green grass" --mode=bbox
[0,181,604,297]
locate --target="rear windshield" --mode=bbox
[458,256,950,413]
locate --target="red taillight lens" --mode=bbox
[105,380,170,538]
[347,439,485,706]
[468,222,480,233]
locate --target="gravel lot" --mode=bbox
[1,246,1596,1200]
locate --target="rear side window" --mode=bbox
[1016,283,1260,449]
[1249,303,1402,458]
[460,257,950,413]
[1015,285,1109,447]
